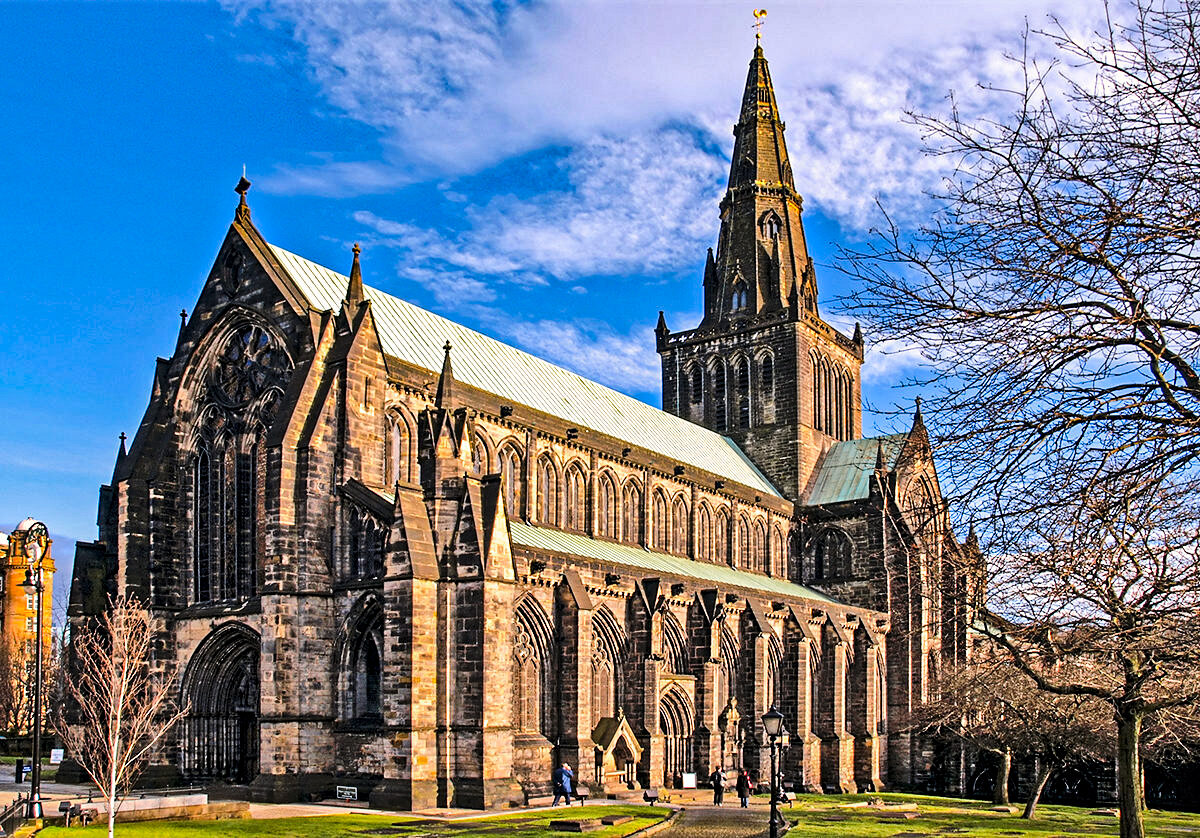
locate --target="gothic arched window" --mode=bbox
[697,504,713,562]
[386,411,415,485]
[735,358,751,430]
[812,528,852,580]
[752,521,767,573]
[651,490,669,551]
[537,455,560,526]
[689,366,704,406]
[622,481,643,544]
[347,506,385,579]
[770,526,785,577]
[715,509,730,566]
[193,448,215,604]
[591,608,625,727]
[710,362,727,432]
[499,444,524,517]
[672,496,689,556]
[760,355,774,400]
[513,598,554,738]
[564,463,587,532]
[597,473,617,538]
[344,600,383,722]
[736,515,751,569]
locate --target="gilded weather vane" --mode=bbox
[753,9,767,42]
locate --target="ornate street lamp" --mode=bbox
[761,706,788,838]
[18,519,48,819]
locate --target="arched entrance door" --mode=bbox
[181,623,260,784]
[659,688,694,787]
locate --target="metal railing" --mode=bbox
[0,795,28,836]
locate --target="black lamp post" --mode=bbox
[19,520,48,819]
[761,705,787,838]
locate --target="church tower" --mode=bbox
[658,44,865,501]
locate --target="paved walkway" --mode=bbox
[660,805,772,838]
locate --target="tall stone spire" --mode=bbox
[702,44,817,327]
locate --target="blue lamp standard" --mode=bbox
[19,521,48,819]
[761,706,787,838]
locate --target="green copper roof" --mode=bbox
[509,521,836,604]
[271,244,782,498]
[805,434,908,506]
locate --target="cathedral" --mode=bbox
[70,44,981,809]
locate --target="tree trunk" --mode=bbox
[1116,712,1146,838]
[993,748,1011,806]
[1021,760,1053,820]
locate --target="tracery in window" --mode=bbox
[344,598,383,721]
[347,505,385,579]
[513,597,554,737]
[811,528,852,580]
[209,325,291,409]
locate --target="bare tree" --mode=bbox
[839,4,1200,837]
[54,597,187,838]
[920,655,1112,817]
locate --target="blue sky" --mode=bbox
[0,0,1107,593]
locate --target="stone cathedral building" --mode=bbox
[70,45,982,809]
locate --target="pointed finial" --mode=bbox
[235,173,252,222]
[118,432,128,457]
[914,395,923,419]
[345,242,365,306]
[853,322,863,344]
[874,440,885,472]
[656,310,668,334]
[435,341,456,408]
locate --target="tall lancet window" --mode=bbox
[736,358,751,430]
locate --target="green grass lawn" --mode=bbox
[778,792,1200,836]
[36,803,668,838]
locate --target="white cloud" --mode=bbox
[355,128,724,282]
[493,317,662,395]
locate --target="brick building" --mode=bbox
[70,44,982,808]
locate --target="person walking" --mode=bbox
[552,762,575,806]
[710,765,726,806]
[736,769,751,808]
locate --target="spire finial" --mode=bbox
[753,8,767,43]
[914,395,923,418]
[118,432,128,458]
[435,341,456,409]
[345,242,365,306]
[234,172,252,222]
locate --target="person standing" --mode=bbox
[736,769,751,808]
[710,765,726,806]
[552,762,575,806]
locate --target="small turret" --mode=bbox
[435,341,456,409]
[345,243,365,307]
[655,311,669,350]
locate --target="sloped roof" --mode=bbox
[805,434,908,507]
[509,521,836,604]
[270,244,781,498]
